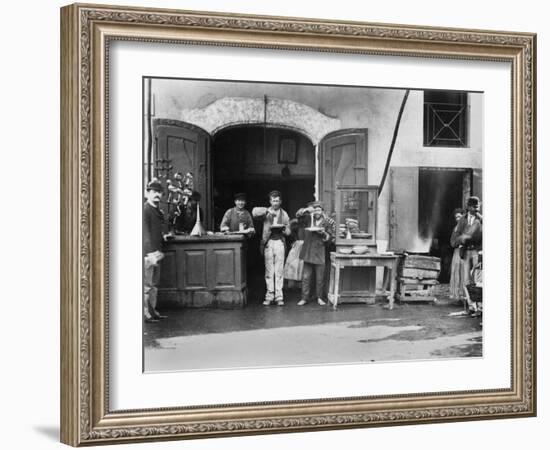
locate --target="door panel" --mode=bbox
[318,129,368,214]
[159,250,177,288]
[389,167,419,251]
[213,249,236,287]
[183,249,208,288]
[154,120,211,228]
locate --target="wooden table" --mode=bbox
[327,252,399,310]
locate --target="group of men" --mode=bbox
[143,181,335,322]
[144,180,485,322]
[251,190,335,307]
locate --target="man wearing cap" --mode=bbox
[296,202,335,306]
[173,190,203,234]
[219,193,255,236]
[143,180,170,323]
[455,196,483,312]
[253,190,291,306]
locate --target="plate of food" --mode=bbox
[270,223,285,229]
[305,226,324,232]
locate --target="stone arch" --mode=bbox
[179,97,341,145]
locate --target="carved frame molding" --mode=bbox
[60,3,536,446]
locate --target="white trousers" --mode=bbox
[264,239,285,301]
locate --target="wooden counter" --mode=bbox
[158,234,247,308]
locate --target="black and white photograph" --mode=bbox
[142,78,484,372]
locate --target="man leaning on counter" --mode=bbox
[220,192,255,235]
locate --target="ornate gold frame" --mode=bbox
[60,3,536,446]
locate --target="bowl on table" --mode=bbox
[338,247,353,255]
[352,245,369,255]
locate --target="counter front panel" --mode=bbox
[158,234,247,308]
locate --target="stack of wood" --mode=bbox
[396,254,441,302]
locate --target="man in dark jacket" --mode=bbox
[454,196,483,311]
[296,202,335,306]
[143,180,169,323]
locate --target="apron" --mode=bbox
[284,240,304,280]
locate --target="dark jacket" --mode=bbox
[298,211,335,265]
[454,212,483,250]
[143,202,165,254]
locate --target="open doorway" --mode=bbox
[418,167,471,283]
[212,126,316,304]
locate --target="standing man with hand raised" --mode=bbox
[296,202,335,306]
[253,190,291,306]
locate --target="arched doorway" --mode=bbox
[212,125,316,303]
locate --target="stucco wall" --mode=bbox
[148,78,483,241]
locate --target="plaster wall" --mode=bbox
[149,79,483,241]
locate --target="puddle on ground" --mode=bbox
[430,342,483,358]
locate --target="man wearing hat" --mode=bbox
[253,190,291,306]
[455,196,483,312]
[219,192,255,235]
[296,201,335,306]
[143,179,169,323]
[173,190,203,234]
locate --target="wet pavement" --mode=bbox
[144,285,482,372]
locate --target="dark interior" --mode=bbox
[418,168,470,283]
[212,126,316,304]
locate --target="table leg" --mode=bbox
[382,265,390,292]
[388,262,396,310]
[328,264,335,307]
[333,263,341,310]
